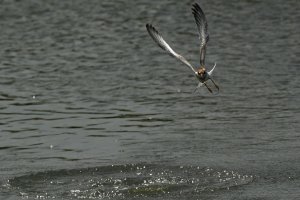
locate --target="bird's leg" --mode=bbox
[193,82,203,93]
[210,78,219,91]
[204,82,213,93]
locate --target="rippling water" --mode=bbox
[0,0,299,199]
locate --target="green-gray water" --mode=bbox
[0,0,299,199]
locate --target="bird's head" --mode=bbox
[197,67,206,77]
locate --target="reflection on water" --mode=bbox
[0,0,299,199]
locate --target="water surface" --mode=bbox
[0,0,299,199]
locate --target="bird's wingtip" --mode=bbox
[192,3,199,7]
[192,3,200,10]
[208,62,217,76]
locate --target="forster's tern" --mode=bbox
[146,3,219,93]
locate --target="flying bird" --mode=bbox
[146,3,219,93]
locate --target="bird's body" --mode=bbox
[146,3,219,93]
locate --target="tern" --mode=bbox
[146,3,219,93]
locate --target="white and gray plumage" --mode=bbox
[146,3,219,93]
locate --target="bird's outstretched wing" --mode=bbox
[192,3,209,66]
[146,24,197,73]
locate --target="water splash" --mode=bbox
[5,164,254,199]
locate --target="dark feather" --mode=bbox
[192,3,209,66]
